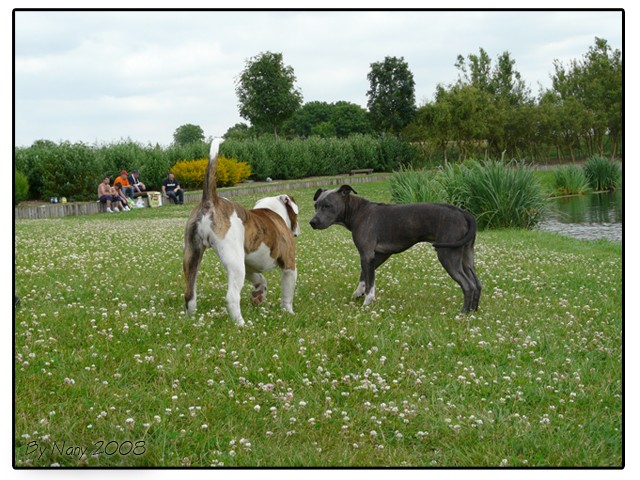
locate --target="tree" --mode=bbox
[235,51,303,141]
[550,37,622,157]
[282,101,333,138]
[282,100,371,138]
[224,123,252,140]
[173,124,205,146]
[455,48,492,92]
[366,56,416,135]
[454,48,533,157]
[331,101,372,137]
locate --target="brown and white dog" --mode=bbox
[183,138,299,326]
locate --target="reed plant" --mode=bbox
[583,156,622,192]
[458,160,546,229]
[553,165,591,196]
[389,166,446,204]
[390,161,546,230]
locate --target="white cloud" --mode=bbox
[13,9,623,147]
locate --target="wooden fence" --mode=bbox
[15,174,390,220]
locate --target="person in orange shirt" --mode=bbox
[113,170,134,198]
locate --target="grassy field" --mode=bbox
[14,181,622,467]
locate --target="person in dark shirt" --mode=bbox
[162,172,184,205]
[128,169,147,198]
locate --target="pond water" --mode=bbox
[537,190,622,242]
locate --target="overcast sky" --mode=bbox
[13,9,622,148]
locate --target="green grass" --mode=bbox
[14,181,622,467]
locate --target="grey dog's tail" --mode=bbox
[433,210,477,248]
[201,138,224,204]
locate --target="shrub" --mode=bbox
[170,158,208,189]
[218,156,252,187]
[583,156,622,192]
[14,169,29,205]
[170,157,251,189]
[553,165,591,196]
[37,142,106,201]
[220,135,423,180]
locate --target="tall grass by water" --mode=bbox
[389,167,446,204]
[390,161,547,229]
[553,165,591,196]
[14,181,621,467]
[583,156,622,192]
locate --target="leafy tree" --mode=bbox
[331,101,372,137]
[366,56,416,135]
[455,48,531,105]
[173,124,205,146]
[283,101,333,138]
[455,48,492,92]
[235,51,303,141]
[311,121,336,138]
[283,100,371,138]
[224,122,252,140]
[550,37,622,157]
[452,48,534,157]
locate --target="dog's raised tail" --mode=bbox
[202,138,224,204]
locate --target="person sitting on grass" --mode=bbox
[162,172,184,205]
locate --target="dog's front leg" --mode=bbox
[353,275,366,298]
[357,252,390,305]
[359,254,377,306]
[281,268,297,314]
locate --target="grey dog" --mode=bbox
[309,185,481,312]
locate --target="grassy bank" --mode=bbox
[14,181,622,467]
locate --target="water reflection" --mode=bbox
[538,190,622,242]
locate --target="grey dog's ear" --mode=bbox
[313,188,326,201]
[338,185,358,196]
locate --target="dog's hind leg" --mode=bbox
[221,260,246,326]
[281,268,297,314]
[184,243,205,317]
[436,247,477,312]
[247,271,267,306]
[463,244,482,310]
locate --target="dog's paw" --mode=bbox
[251,289,267,306]
[353,281,366,298]
[362,286,376,306]
[281,302,295,314]
[185,301,197,318]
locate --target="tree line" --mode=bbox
[15,37,621,203]
[231,37,621,162]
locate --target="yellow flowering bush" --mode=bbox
[171,156,252,189]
